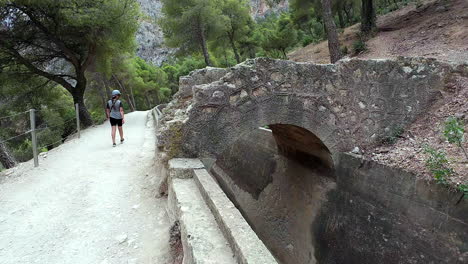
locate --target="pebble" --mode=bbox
[351,147,361,154]
[115,234,128,244]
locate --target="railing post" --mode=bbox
[75,103,80,138]
[29,109,39,167]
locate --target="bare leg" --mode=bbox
[118,126,124,142]
[111,126,117,144]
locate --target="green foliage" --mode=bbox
[0,0,141,126]
[302,35,314,47]
[257,14,298,59]
[217,0,253,63]
[341,45,349,55]
[12,139,33,162]
[458,184,468,196]
[161,55,207,93]
[424,145,454,185]
[381,126,404,145]
[444,117,465,144]
[160,0,226,65]
[352,39,368,55]
[443,116,468,161]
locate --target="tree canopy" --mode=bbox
[0,0,140,126]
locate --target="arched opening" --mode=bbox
[209,124,336,264]
[269,124,334,173]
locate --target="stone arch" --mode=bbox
[182,92,346,165]
[180,57,452,162]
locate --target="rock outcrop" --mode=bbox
[250,0,288,18]
[136,0,174,66]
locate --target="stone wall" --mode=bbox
[180,57,463,159]
[211,129,468,264]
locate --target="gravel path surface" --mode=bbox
[0,111,170,264]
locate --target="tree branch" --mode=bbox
[11,4,81,68]
[1,43,74,92]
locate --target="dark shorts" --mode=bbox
[109,117,123,127]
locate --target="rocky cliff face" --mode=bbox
[136,0,174,66]
[135,0,289,65]
[250,0,288,18]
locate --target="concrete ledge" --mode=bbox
[168,178,236,264]
[193,169,278,264]
[168,158,205,179]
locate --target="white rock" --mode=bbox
[116,234,128,244]
[351,147,361,154]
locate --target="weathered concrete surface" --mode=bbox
[211,129,468,264]
[164,158,277,263]
[211,129,336,264]
[193,169,278,264]
[168,178,236,264]
[168,158,204,179]
[315,153,468,264]
[174,57,466,159]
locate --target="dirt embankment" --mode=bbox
[289,0,468,64]
[290,0,468,188]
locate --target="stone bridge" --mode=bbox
[175,57,460,166]
[157,57,468,264]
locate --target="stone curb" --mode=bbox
[193,169,278,264]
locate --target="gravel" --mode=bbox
[0,111,170,264]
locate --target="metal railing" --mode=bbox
[0,104,81,167]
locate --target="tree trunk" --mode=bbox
[0,142,17,169]
[198,22,212,66]
[343,5,351,24]
[361,0,376,34]
[72,90,93,128]
[322,0,342,63]
[338,8,345,28]
[101,75,112,98]
[145,93,151,109]
[72,75,93,128]
[98,79,108,112]
[129,85,137,111]
[228,33,241,64]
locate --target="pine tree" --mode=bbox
[219,0,253,64]
[361,0,376,34]
[160,0,225,66]
[321,0,342,63]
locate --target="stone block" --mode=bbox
[168,158,204,179]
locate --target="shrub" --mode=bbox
[341,46,349,55]
[459,184,468,196]
[302,35,314,47]
[91,110,106,125]
[380,126,404,145]
[443,116,468,161]
[423,145,454,185]
[352,39,367,55]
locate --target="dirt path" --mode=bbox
[0,111,169,264]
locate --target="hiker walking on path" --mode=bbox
[106,90,125,147]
